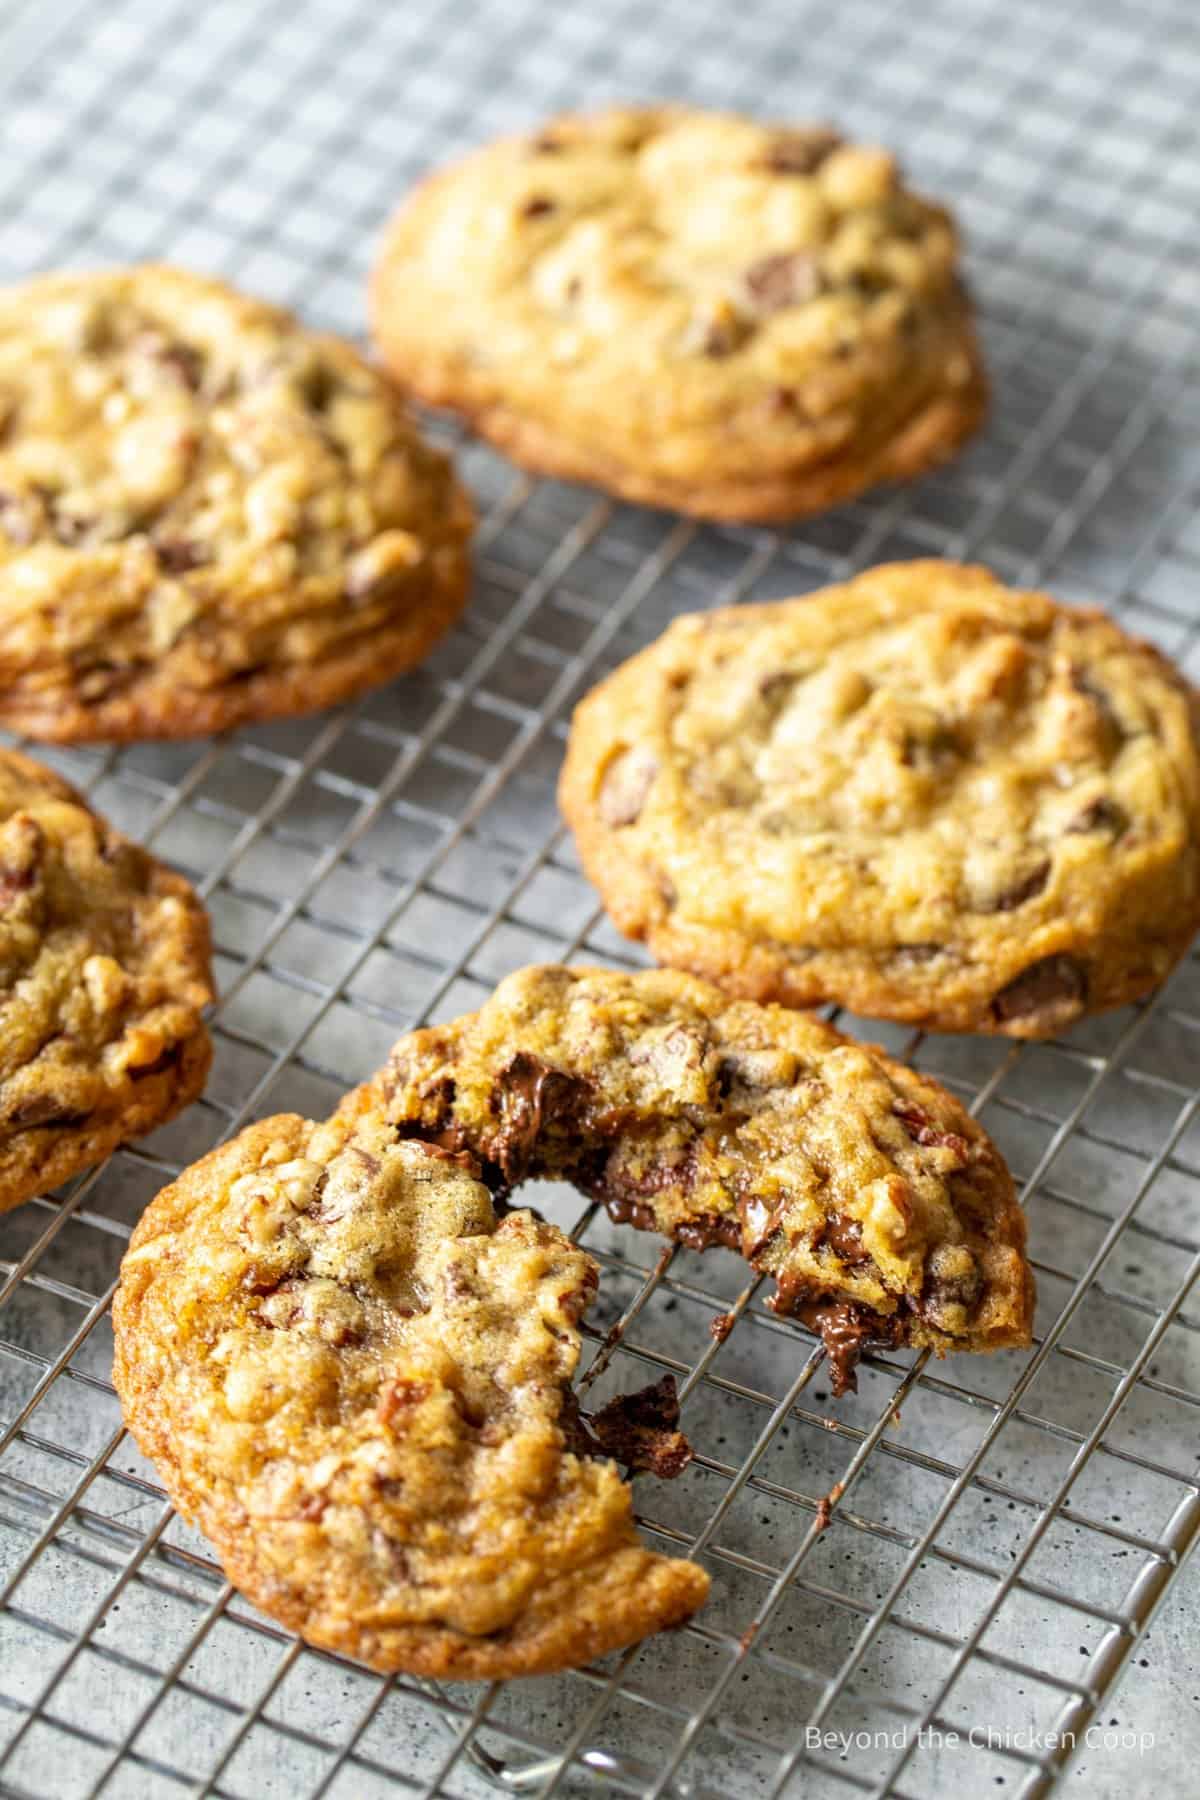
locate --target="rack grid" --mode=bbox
[2,0,1200,1795]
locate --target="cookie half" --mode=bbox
[0,747,213,1212]
[371,965,1034,1393]
[370,106,986,523]
[0,266,473,742]
[560,562,1200,1037]
[113,1107,708,1679]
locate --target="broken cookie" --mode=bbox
[112,1105,708,1679]
[370,965,1035,1395]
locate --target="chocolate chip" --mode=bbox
[1067,798,1127,837]
[521,195,556,219]
[743,251,824,315]
[819,1214,870,1264]
[1071,666,1127,747]
[133,331,203,391]
[763,127,842,174]
[766,386,799,415]
[492,1052,583,1186]
[597,747,658,827]
[844,269,892,298]
[5,1096,88,1130]
[126,1046,182,1080]
[900,722,959,768]
[990,955,1087,1031]
[978,859,1051,913]
[604,1194,659,1234]
[675,1210,742,1253]
[696,313,749,357]
[154,538,206,575]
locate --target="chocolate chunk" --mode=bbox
[126,1045,182,1080]
[899,722,959,768]
[697,312,750,357]
[844,269,892,298]
[133,330,203,391]
[597,747,658,828]
[763,127,842,174]
[588,1374,693,1479]
[5,1095,89,1130]
[990,955,1087,1031]
[154,538,206,575]
[978,860,1050,912]
[492,1051,583,1186]
[1071,666,1127,745]
[675,1210,742,1252]
[819,1214,870,1265]
[604,1193,659,1234]
[521,195,556,219]
[1067,797,1127,837]
[743,252,824,315]
[758,669,800,703]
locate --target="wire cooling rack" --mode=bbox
[3,0,1200,1795]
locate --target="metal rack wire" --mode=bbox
[2,0,1200,1793]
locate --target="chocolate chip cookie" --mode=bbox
[112,1103,708,1679]
[0,266,473,742]
[560,562,1200,1037]
[370,965,1033,1394]
[0,747,212,1212]
[369,106,986,522]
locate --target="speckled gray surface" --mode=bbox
[2,0,1200,1795]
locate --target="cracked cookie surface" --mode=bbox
[0,747,212,1212]
[0,266,473,741]
[560,562,1200,1037]
[370,965,1033,1393]
[112,1104,708,1679]
[370,106,986,522]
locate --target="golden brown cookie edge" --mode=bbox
[558,569,1200,1037]
[1,540,472,744]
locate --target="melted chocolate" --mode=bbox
[492,1052,586,1187]
[782,1293,902,1396]
[819,1214,870,1264]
